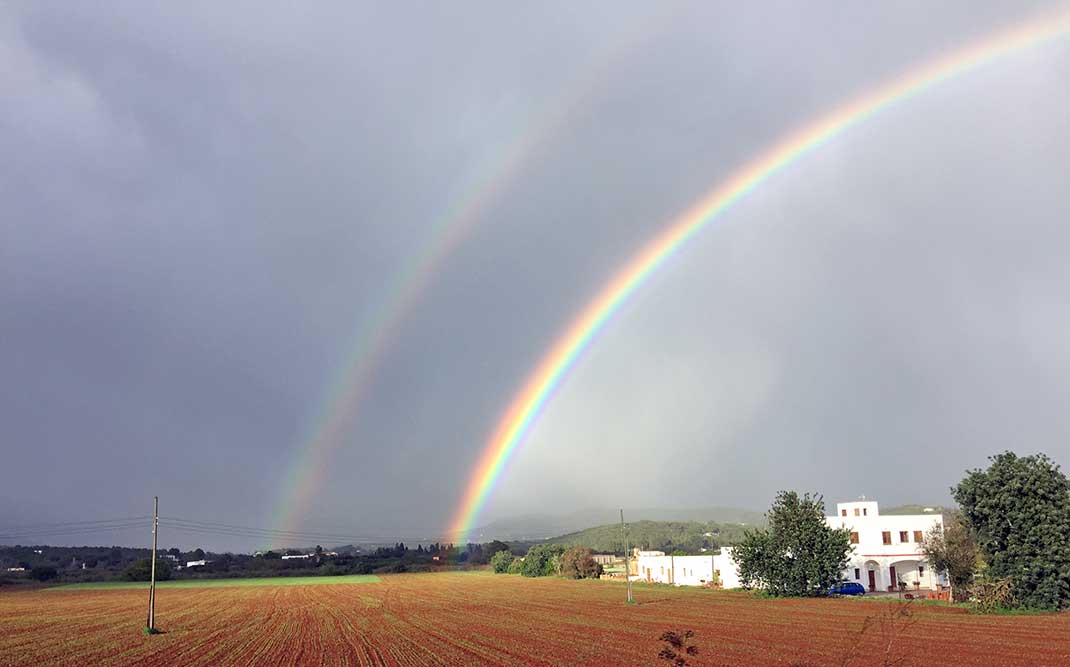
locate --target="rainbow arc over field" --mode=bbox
[270,9,675,544]
[448,13,1070,540]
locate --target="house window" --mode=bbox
[914,530,923,543]
[850,532,859,544]
[863,508,867,516]
[882,531,892,545]
[918,565,925,577]
[841,509,847,517]
[854,568,861,580]
[899,531,909,543]
[854,508,860,517]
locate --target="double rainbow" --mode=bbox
[270,8,677,543]
[449,13,1070,539]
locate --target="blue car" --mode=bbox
[827,582,866,596]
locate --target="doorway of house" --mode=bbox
[889,565,898,590]
[867,570,876,592]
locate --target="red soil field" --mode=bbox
[2,573,1068,666]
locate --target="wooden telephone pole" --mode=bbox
[147,496,158,632]
[620,509,633,603]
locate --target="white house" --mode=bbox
[633,500,946,592]
[633,547,741,588]
[186,559,211,568]
[827,500,945,592]
[635,553,716,586]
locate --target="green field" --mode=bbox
[48,574,379,591]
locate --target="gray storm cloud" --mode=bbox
[2,1,1068,551]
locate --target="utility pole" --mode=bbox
[147,496,158,632]
[620,509,633,604]
[669,539,675,586]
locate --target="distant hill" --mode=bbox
[880,504,954,518]
[465,507,765,542]
[546,519,751,554]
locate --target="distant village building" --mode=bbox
[631,501,946,592]
[591,554,616,565]
[281,553,312,560]
[186,559,211,568]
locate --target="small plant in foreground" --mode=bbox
[657,629,698,666]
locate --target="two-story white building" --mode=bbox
[827,500,945,592]
[632,500,946,592]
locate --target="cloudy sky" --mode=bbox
[3,1,1069,551]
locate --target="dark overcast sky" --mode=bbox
[3,1,1069,552]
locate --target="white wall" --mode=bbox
[712,547,741,589]
[635,554,716,586]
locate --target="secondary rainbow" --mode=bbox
[449,13,1070,540]
[270,8,678,544]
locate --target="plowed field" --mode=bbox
[2,573,1067,666]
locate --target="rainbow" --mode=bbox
[448,13,1070,540]
[270,7,678,544]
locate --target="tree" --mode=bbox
[30,565,58,582]
[123,558,173,582]
[484,540,511,558]
[559,547,603,579]
[920,511,979,602]
[732,491,851,597]
[167,548,181,557]
[507,556,524,574]
[953,452,1070,610]
[490,549,515,574]
[521,544,566,577]
[192,548,206,560]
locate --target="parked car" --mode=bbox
[827,581,866,596]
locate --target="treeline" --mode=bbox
[491,545,603,579]
[1,541,517,585]
[548,520,749,554]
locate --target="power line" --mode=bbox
[0,516,152,532]
[0,521,152,540]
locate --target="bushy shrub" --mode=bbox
[559,547,603,579]
[521,544,566,577]
[30,565,58,582]
[490,549,515,574]
[122,559,173,582]
[507,557,524,574]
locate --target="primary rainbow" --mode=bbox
[270,8,677,545]
[448,13,1070,540]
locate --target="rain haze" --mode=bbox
[3,1,1070,552]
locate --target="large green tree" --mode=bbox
[920,511,979,602]
[953,452,1070,610]
[732,491,851,597]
